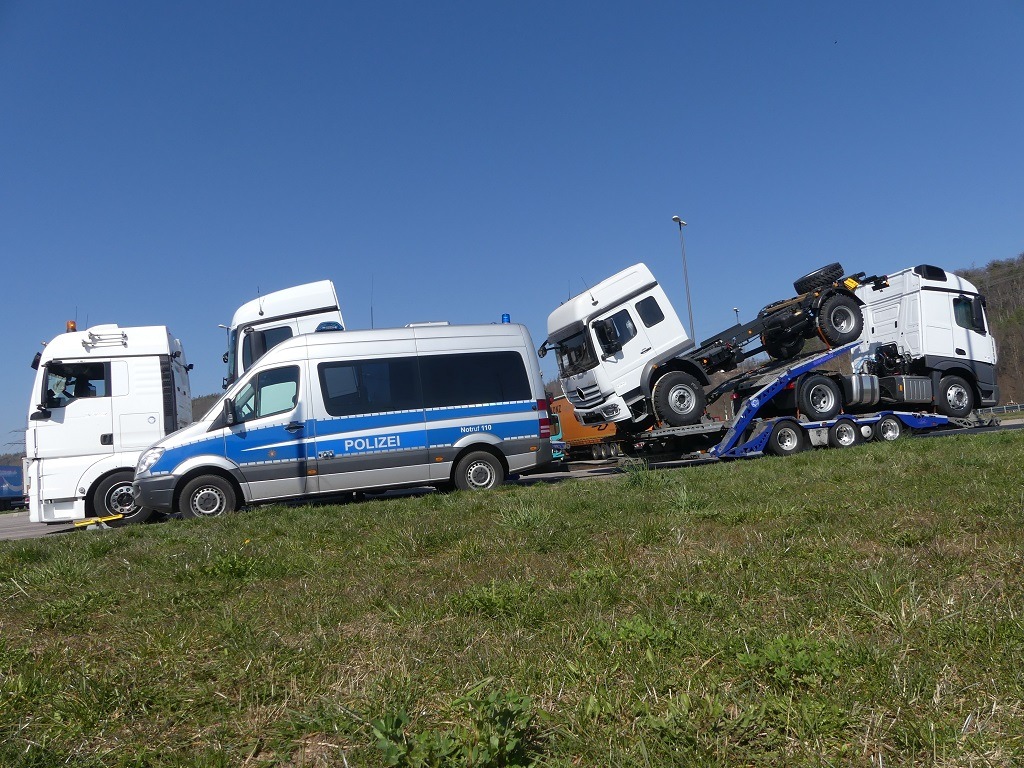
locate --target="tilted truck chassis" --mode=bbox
[624,342,988,463]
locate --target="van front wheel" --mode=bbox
[178,475,237,519]
[454,451,505,491]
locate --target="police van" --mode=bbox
[134,322,553,518]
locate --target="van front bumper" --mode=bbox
[133,475,176,514]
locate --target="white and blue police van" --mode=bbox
[133,322,553,518]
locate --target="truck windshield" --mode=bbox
[555,330,598,377]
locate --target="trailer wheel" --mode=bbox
[766,420,806,456]
[937,375,974,418]
[761,332,805,361]
[873,415,903,442]
[178,475,237,519]
[827,419,860,448]
[454,451,505,491]
[590,445,601,460]
[653,371,707,426]
[816,293,863,346]
[93,471,153,526]
[794,263,844,294]
[798,374,842,420]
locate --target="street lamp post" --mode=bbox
[671,216,696,342]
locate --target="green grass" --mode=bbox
[2,431,1023,766]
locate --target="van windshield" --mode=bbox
[555,330,598,377]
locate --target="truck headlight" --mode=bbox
[136,447,165,474]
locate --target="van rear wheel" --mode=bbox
[93,471,153,526]
[178,475,237,519]
[454,451,505,491]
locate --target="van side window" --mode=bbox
[953,297,985,334]
[43,362,109,408]
[635,296,665,327]
[420,352,531,407]
[319,358,421,417]
[234,366,299,422]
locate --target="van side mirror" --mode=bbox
[223,398,236,426]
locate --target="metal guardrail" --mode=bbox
[976,403,1024,416]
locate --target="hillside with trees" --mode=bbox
[961,253,1024,404]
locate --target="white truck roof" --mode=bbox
[230,280,342,329]
[547,263,658,338]
[40,324,186,363]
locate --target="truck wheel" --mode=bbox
[653,371,707,426]
[591,445,601,460]
[794,263,844,294]
[766,420,806,456]
[817,293,864,346]
[827,419,860,448]
[761,332,805,360]
[454,451,505,491]
[92,471,153,526]
[178,475,237,519]
[873,415,903,441]
[937,375,974,418]
[798,374,842,420]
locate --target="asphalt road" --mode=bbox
[3,421,1021,542]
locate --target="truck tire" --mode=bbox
[761,332,805,361]
[454,451,505,491]
[794,263,844,294]
[797,374,842,420]
[92,471,153,526]
[817,293,863,346]
[936,375,974,418]
[873,415,904,441]
[178,475,237,519]
[827,419,860,448]
[766,420,806,456]
[652,371,707,427]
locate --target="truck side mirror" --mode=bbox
[30,405,51,421]
[972,298,987,335]
[223,398,236,426]
[595,319,622,355]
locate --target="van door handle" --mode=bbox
[284,421,304,433]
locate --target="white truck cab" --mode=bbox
[542,264,702,431]
[852,264,998,414]
[24,323,192,525]
[223,280,344,389]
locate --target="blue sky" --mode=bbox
[2,1,1022,448]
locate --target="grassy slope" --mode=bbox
[1,432,1022,767]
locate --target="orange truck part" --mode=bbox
[549,396,621,459]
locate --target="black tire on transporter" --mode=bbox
[873,415,904,442]
[766,420,807,457]
[652,371,707,427]
[92,471,153,526]
[794,263,844,294]
[178,475,238,519]
[454,451,505,491]
[817,293,864,346]
[936,375,974,418]
[797,374,842,420]
[827,419,861,448]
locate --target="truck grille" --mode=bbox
[567,383,604,408]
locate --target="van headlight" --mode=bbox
[136,447,165,474]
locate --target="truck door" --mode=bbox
[224,362,317,501]
[28,361,114,499]
[592,305,652,394]
[950,294,994,365]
